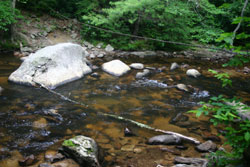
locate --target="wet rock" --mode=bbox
[196,140,217,152]
[192,90,210,98]
[9,43,92,89]
[174,157,208,166]
[176,84,189,92]
[129,63,144,70]
[186,69,201,78]
[147,135,181,145]
[124,127,135,137]
[45,150,64,163]
[105,44,114,52]
[133,79,168,88]
[18,154,35,166]
[51,159,80,167]
[39,163,53,167]
[43,109,63,122]
[202,132,221,142]
[91,72,100,78]
[102,59,131,77]
[135,69,150,78]
[33,118,47,129]
[62,135,100,167]
[170,62,179,71]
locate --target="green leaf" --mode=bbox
[244,132,250,141]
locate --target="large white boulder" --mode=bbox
[9,43,92,89]
[186,69,201,78]
[102,59,130,77]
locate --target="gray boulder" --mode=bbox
[196,140,217,152]
[130,63,144,70]
[186,69,201,78]
[102,59,130,77]
[62,136,100,167]
[147,135,181,145]
[170,62,179,71]
[9,43,92,89]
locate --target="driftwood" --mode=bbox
[36,81,200,145]
[102,113,200,144]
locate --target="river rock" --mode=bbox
[135,69,150,78]
[186,69,201,78]
[130,63,144,70]
[147,135,181,145]
[9,43,92,89]
[51,159,80,167]
[102,60,130,77]
[62,135,100,167]
[174,157,208,166]
[170,62,179,71]
[196,140,217,152]
[176,84,189,92]
[105,44,114,52]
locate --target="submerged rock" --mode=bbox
[135,69,150,78]
[174,157,208,166]
[147,135,181,145]
[170,62,179,71]
[102,59,131,77]
[62,135,100,167]
[186,69,201,78]
[130,63,144,70]
[196,140,217,152]
[133,79,168,88]
[9,43,92,89]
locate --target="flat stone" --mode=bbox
[102,60,130,77]
[147,135,182,145]
[196,140,217,152]
[186,69,201,78]
[130,63,144,70]
[174,157,207,166]
[9,43,92,89]
[105,44,114,52]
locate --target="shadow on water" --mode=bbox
[0,53,250,166]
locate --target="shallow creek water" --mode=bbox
[0,54,250,167]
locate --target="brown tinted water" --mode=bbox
[0,54,250,166]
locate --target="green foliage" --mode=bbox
[189,96,250,166]
[208,69,232,87]
[0,0,19,32]
[62,139,79,147]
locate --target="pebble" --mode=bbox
[196,140,217,152]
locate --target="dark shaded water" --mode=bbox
[0,54,250,166]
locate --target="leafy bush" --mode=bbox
[0,1,17,32]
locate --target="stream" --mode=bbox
[0,53,250,167]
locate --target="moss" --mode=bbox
[62,139,79,147]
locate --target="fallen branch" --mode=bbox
[102,113,201,144]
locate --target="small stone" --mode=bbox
[121,145,135,152]
[96,43,103,49]
[133,147,143,154]
[129,63,144,70]
[45,150,64,163]
[102,60,131,77]
[170,62,179,71]
[30,34,36,39]
[97,54,104,58]
[51,159,79,167]
[186,69,201,78]
[124,127,135,137]
[89,54,96,59]
[105,44,114,52]
[91,72,100,78]
[39,163,53,167]
[176,84,189,92]
[147,135,182,145]
[196,140,217,152]
[243,67,250,74]
[18,154,35,166]
[33,118,47,129]
[175,145,188,150]
[135,69,150,78]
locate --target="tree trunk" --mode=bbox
[11,0,16,42]
[133,11,141,37]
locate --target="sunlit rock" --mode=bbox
[176,84,189,92]
[9,43,92,89]
[102,60,130,77]
[186,69,201,78]
[33,118,47,129]
[51,159,79,167]
[105,44,114,52]
[130,63,144,70]
[170,62,179,71]
[195,140,217,152]
[62,135,100,167]
[135,69,150,78]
